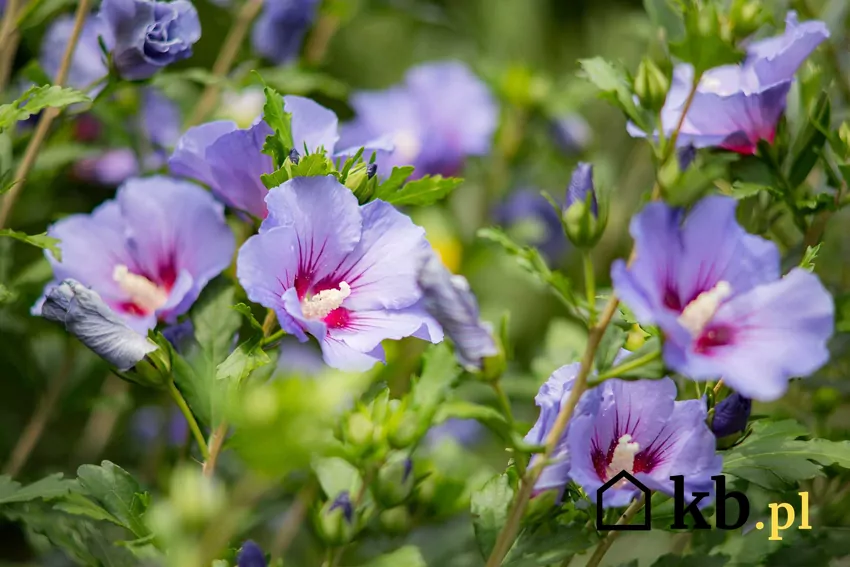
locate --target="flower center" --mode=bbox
[606,434,640,480]
[301,282,351,320]
[677,281,732,337]
[394,130,421,162]
[113,265,169,314]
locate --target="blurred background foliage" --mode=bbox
[3,0,850,565]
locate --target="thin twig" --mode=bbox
[585,495,647,567]
[0,0,92,229]
[186,0,264,127]
[270,482,318,562]
[4,342,74,477]
[202,421,228,477]
[0,0,20,68]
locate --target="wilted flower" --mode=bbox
[567,377,722,507]
[495,188,565,262]
[237,175,442,371]
[416,252,496,370]
[634,12,828,154]
[170,96,389,218]
[37,280,157,371]
[99,0,201,80]
[40,15,108,92]
[612,195,833,401]
[38,177,234,332]
[712,392,752,438]
[237,540,267,567]
[252,0,320,64]
[339,61,497,178]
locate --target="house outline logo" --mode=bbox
[596,470,651,531]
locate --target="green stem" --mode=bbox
[262,328,286,346]
[582,251,597,326]
[490,381,525,475]
[167,380,209,460]
[587,349,661,385]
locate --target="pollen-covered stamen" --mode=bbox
[113,265,169,313]
[606,434,640,480]
[678,281,732,337]
[301,282,351,320]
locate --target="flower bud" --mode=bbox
[288,148,301,165]
[379,506,413,536]
[711,392,751,439]
[634,58,669,112]
[563,163,605,248]
[373,452,415,507]
[341,410,374,450]
[345,162,378,202]
[37,280,167,385]
[388,410,421,449]
[316,491,355,546]
[237,540,268,567]
[367,163,378,179]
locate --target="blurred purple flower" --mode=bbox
[276,339,326,376]
[131,406,164,443]
[237,176,442,371]
[550,114,591,155]
[170,96,388,218]
[567,377,722,507]
[495,188,565,261]
[711,392,752,438]
[426,418,483,447]
[339,61,497,178]
[74,149,140,186]
[417,252,496,370]
[38,177,234,333]
[612,195,834,401]
[252,0,320,64]
[237,541,267,567]
[99,0,201,80]
[37,280,157,371]
[633,12,828,154]
[141,88,182,150]
[40,15,108,92]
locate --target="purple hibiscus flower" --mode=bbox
[495,188,566,262]
[567,377,722,507]
[611,196,833,401]
[635,11,828,154]
[99,0,201,81]
[339,61,497,178]
[37,177,235,333]
[40,15,108,92]
[252,0,320,64]
[237,175,442,371]
[170,96,388,219]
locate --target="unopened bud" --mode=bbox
[316,491,355,545]
[563,163,605,248]
[367,163,378,178]
[635,58,669,112]
[288,148,300,165]
[711,392,751,447]
[343,411,374,449]
[379,506,413,535]
[373,452,415,507]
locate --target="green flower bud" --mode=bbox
[635,58,669,112]
[345,162,379,202]
[379,506,413,536]
[563,163,606,249]
[373,452,415,508]
[315,491,355,546]
[388,410,421,449]
[342,410,374,450]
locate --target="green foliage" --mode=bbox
[723,420,850,489]
[0,229,61,260]
[801,243,821,272]
[503,522,595,566]
[0,85,90,131]
[261,86,294,168]
[669,3,744,75]
[787,92,830,188]
[361,546,427,567]
[0,474,72,505]
[70,462,151,539]
[470,474,514,558]
[579,57,651,133]
[651,554,731,567]
[383,175,463,206]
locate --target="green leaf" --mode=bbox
[0,85,90,130]
[643,0,685,41]
[291,153,333,177]
[595,324,627,372]
[191,284,242,365]
[0,473,72,505]
[261,86,293,168]
[382,175,463,206]
[471,474,515,558]
[0,229,61,260]
[669,5,743,75]
[75,461,150,539]
[651,554,731,567]
[578,57,649,132]
[504,523,595,566]
[373,166,415,200]
[313,456,363,498]
[54,492,123,526]
[801,243,821,272]
[232,303,264,332]
[361,546,427,567]
[788,92,830,188]
[411,343,462,415]
[215,337,271,382]
[723,420,850,490]
[729,182,778,200]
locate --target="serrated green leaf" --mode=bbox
[411,343,462,414]
[0,473,71,505]
[373,166,415,200]
[729,182,778,200]
[192,284,242,365]
[723,420,850,490]
[382,175,463,206]
[261,86,293,168]
[291,153,333,177]
[232,303,263,332]
[54,492,123,526]
[215,337,271,382]
[471,474,514,559]
[0,85,90,130]
[75,462,150,539]
[361,546,427,567]
[261,163,292,189]
[504,522,595,566]
[0,229,61,260]
[801,243,821,272]
[578,58,649,132]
